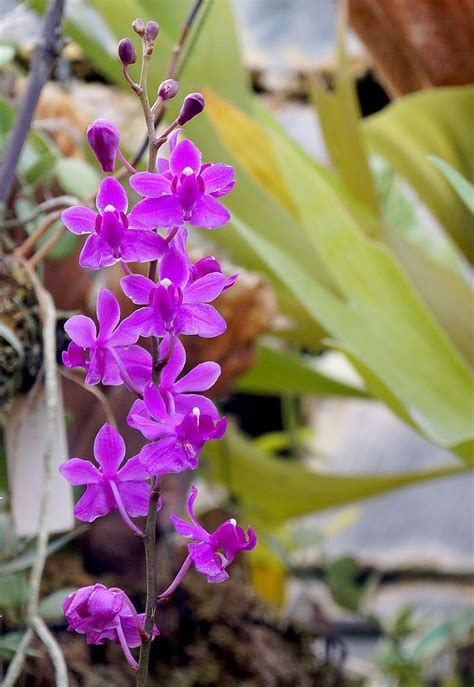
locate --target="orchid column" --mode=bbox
[58,17,256,687]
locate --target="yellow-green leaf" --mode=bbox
[204,426,468,526]
[363,86,474,261]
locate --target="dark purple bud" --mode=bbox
[145,21,160,43]
[158,79,179,101]
[177,93,205,126]
[118,38,137,66]
[86,119,120,173]
[132,18,145,36]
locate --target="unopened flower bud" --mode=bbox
[177,93,205,126]
[158,79,179,101]
[145,21,160,43]
[132,18,145,36]
[118,38,136,66]
[86,119,120,173]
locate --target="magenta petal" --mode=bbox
[64,315,96,347]
[144,383,169,422]
[168,128,181,153]
[117,346,152,391]
[169,514,200,539]
[159,337,186,389]
[157,157,170,174]
[120,230,167,262]
[129,172,171,198]
[118,455,149,481]
[138,437,191,476]
[59,458,100,485]
[127,410,165,441]
[183,273,228,303]
[120,274,155,305]
[123,306,166,338]
[130,196,183,228]
[190,195,230,229]
[174,393,218,419]
[74,484,113,522]
[80,234,116,269]
[175,304,226,337]
[96,177,128,214]
[99,350,125,386]
[189,542,228,583]
[96,289,120,340]
[116,481,150,517]
[169,139,201,176]
[84,354,103,386]
[61,206,97,235]
[159,247,189,288]
[201,164,235,195]
[174,361,221,393]
[94,423,125,475]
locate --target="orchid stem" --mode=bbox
[135,477,160,687]
[117,149,138,174]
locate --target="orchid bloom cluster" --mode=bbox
[58,18,256,676]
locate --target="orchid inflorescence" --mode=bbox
[58,17,256,678]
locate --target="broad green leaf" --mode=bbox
[0,632,39,660]
[0,526,87,577]
[363,86,474,261]
[230,213,474,457]
[269,130,474,455]
[310,6,379,217]
[428,156,474,214]
[236,342,368,398]
[39,587,76,621]
[203,426,468,526]
[383,226,474,365]
[31,0,121,85]
[204,89,296,212]
[231,92,474,361]
[0,572,28,622]
[258,91,474,365]
[24,149,58,189]
[324,556,364,612]
[55,158,100,198]
[413,608,474,662]
[0,98,14,139]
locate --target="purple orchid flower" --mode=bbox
[166,486,256,586]
[62,288,151,390]
[63,584,159,669]
[120,245,227,338]
[129,137,235,229]
[172,226,237,291]
[128,384,226,475]
[136,336,220,421]
[61,177,167,269]
[59,423,153,535]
